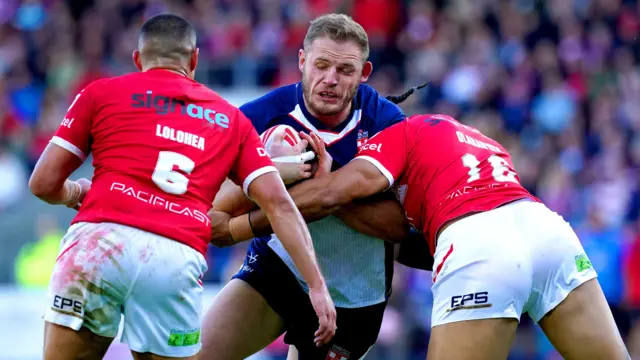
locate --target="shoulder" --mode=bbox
[239,83,298,117]
[408,114,460,132]
[80,73,146,98]
[77,76,117,95]
[239,83,299,132]
[356,84,406,132]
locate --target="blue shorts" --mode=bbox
[232,238,386,359]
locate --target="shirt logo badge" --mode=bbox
[356,129,369,150]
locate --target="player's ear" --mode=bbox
[360,61,373,83]
[190,48,199,75]
[132,50,143,72]
[298,49,305,73]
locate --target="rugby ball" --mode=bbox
[260,125,302,154]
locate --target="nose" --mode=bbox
[323,68,338,87]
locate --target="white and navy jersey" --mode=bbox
[240,82,405,308]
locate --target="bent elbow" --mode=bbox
[28,171,63,202]
[28,174,51,199]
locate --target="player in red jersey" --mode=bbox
[28,14,335,360]
[272,114,629,360]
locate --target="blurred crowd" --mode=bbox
[1,0,640,359]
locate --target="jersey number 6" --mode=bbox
[151,151,195,195]
[461,153,518,184]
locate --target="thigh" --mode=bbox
[538,278,629,360]
[628,312,640,359]
[426,208,533,360]
[44,322,113,360]
[44,222,128,355]
[427,318,518,360]
[121,233,208,358]
[200,279,284,360]
[525,203,600,322]
[291,302,387,360]
[201,240,297,360]
[430,212,532,328]
[517,203,628,359]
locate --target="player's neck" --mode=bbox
[143,63,189,78]
[305,100,353,129]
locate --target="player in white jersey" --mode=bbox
[200,14,425,360]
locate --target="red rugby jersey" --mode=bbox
[52,69,276,255]
[355,114,538,254]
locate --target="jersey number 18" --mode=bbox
[461,153,518,184]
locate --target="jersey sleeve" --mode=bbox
[239,96,277,134]
[230,111,279,196]
[354,120,410,188]
[49,85,96,161]
[239,85,295,134]
[239,102,267,134]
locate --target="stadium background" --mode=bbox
[0,0,639,359]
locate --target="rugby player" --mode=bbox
[28,14,335,360]
[271,113,631,360]
[200,13,424,360]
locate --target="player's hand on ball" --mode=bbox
[269,130,308,158]
[275,162,313,184]
[309,284,337,347]
[208,210,235,247]
[300,131,332,178]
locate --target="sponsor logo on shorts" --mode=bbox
[168,329,201,347]
[326,344,351,360]
[52,295,83,315]
[448,291,491,312]
[574,254,593,272]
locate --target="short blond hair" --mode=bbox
[303,13,370,61]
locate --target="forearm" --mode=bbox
[212,162,315,216]
[31,179,81,207]
[247,177,339,237]
[244,172,326,288]
[228,160,387,241]
[266,199,325,289]
[212,179,257,217]
[333,193,410,243]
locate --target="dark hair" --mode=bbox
[138,14,196,61]
[385,82,429,105]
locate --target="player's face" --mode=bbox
[299,37,373,122]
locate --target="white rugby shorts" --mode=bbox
[431,199,597,326]
[44,222,207,357]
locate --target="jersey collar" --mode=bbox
[292,83,362,146]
